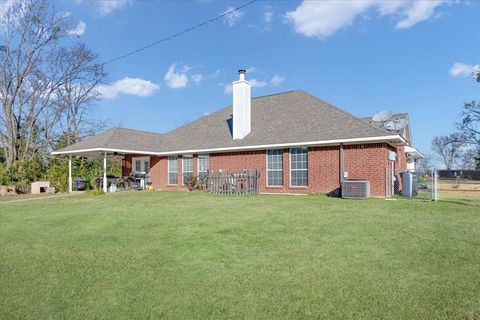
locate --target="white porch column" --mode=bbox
[103,152,107,193]
[68,156,72,193]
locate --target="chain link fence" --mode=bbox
[386,168,437,201]
[385,169,480,201]
[436,170,480,200]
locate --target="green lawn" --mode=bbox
[1,191,479,319]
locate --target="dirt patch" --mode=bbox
[438,180,480,199]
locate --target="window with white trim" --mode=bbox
[290,147,308,187]
[168,156,178,185]
[182,155,193,186]
[267,149,283,186]
[132,156,150,174]
[198,154,209,179]
[145,159,150,174]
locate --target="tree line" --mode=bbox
[0,0,118,192]
[430,99,480,170]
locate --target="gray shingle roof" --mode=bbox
[53,90,401,155]
[54,127,163,153]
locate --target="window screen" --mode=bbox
[290,148,308,187]
[267,149,283,186]
[182,155,193,186]
[168,156,178,185]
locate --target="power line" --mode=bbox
[103,0,259,65]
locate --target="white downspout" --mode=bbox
[103,152,107,193]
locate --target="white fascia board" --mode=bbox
[51,148,160,156]
[404,145,425,159]
[51,135,404,156]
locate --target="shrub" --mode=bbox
[0,156,122,193]
[0,158,45,193]
[184,175,199,191]
[46,162,69,192]
[0,163,7,185]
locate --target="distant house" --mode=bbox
[53,70,423,196]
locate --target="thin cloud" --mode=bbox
[98,77,159,99]
[96,0,131,16]
[164,63,189,89]
[68,21,86,36]
[270,75,285,86]
[191,74,203,85]
[249,78,268,88]
[222,74,285,94]
[395,0,444,29]
[449,62,480,78]
[286,0,453,39]
[222,6,244,27]
[210,69,221,79]
[264,5,274,23]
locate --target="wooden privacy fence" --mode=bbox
[203,169,260,195]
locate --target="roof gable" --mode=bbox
[159,90,394,152]
[55,127,163,154]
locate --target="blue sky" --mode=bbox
[52,0,479,155]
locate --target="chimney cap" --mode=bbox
[238,69,246,74]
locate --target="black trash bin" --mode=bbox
[74,176,87,191]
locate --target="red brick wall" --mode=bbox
[308,146,341,194]
[208,147,342,194]
[150,156,165,189]
[149,155,189,190]
[121,142,393,196]
[396,146,407,172]
[344,143,389,196]
[122,154,133,176]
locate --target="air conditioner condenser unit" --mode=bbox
[341,180,371,199]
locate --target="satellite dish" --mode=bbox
[384,118,408,131]
[372,110,393,122]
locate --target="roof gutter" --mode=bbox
[52,134,406,156]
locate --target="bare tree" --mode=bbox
[53,43,106,146]
[415,154,433,172]
[431,133,467,169]
[458,101,480,145]
[0,0,107,166]
[458,147,478,170]
[457,101,480,169]
[0,0,71,165]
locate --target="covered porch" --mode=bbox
[51,149,152,193]
[50,127,162,193]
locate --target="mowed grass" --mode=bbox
[1,191,479,319]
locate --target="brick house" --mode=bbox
[53,70,423,196]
